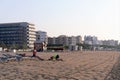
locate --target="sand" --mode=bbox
[0,51,120,80]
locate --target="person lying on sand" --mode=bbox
[17,53,26,57]
[19,53,44,61]
[48,54,63,61]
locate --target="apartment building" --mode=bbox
[68,36,76,45]
[48,37,56,45]
[57,35,69,45]
[0,22,36,49]
[76,36,82,44]
[35,31,48,44]
[102,40,118,46]
[48,35,82,45]
[84,36,98,45]
[34,31,48,51]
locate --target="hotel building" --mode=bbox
[34,31,48,51]
[0,22,36,49]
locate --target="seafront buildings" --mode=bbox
[35,31,48,44]
[0,22,119,51]
[48,37,56,45]
[84,36,98,45]
[102,40,118,46]
[48,35,83,51]
[34,31,48,51]
[76,36,83,44]
[84,35,119,46]
[48,35,82,46]
[0,22,36,49]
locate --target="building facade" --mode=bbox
[35,31,48,44]
[47,35,83,51]
[68,36,77,45]
[57,35,69,46]
[34,31,48,51]
[48,37,57,45]
[0,22,36,49]
[48,35,82,46]
[76,36,82,44]
[102,40,118,46]
[84,36,98,45]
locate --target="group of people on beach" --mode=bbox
[32,48,62,61]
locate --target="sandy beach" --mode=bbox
[0,51,120,80]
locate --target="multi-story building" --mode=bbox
[92,36,98,45]
[68,36,76,45]
[47,35,82,51]
[76,35,82,44]
[57,35,69,46]
[84,36,98,45]
[48,35,69,45]
[48,35,82,46]
[34,31,48,51]
[84,36,92,45]
[0,22,36,49]
[102,40,118,46]
[35,31,48,44]
[48,37,56,45]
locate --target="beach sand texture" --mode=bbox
[0,51,120,80]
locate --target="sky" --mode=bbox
[0,0,119,41]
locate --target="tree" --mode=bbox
[64,45,69,50]
[0,42,6,49]
[21,43,28,51]
[10,43,17,49]
[77,43,91,50]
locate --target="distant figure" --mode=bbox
[48,54,62,61]
[53,54,59,60]
[32,49,37,57]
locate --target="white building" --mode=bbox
[34,31,48,51]
[84,36,98,45]
[76,36,82,44]
[102,40,118,46]
[68,36,76,45]
[35,31,48,44]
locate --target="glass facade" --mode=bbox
[0,22,35,49]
